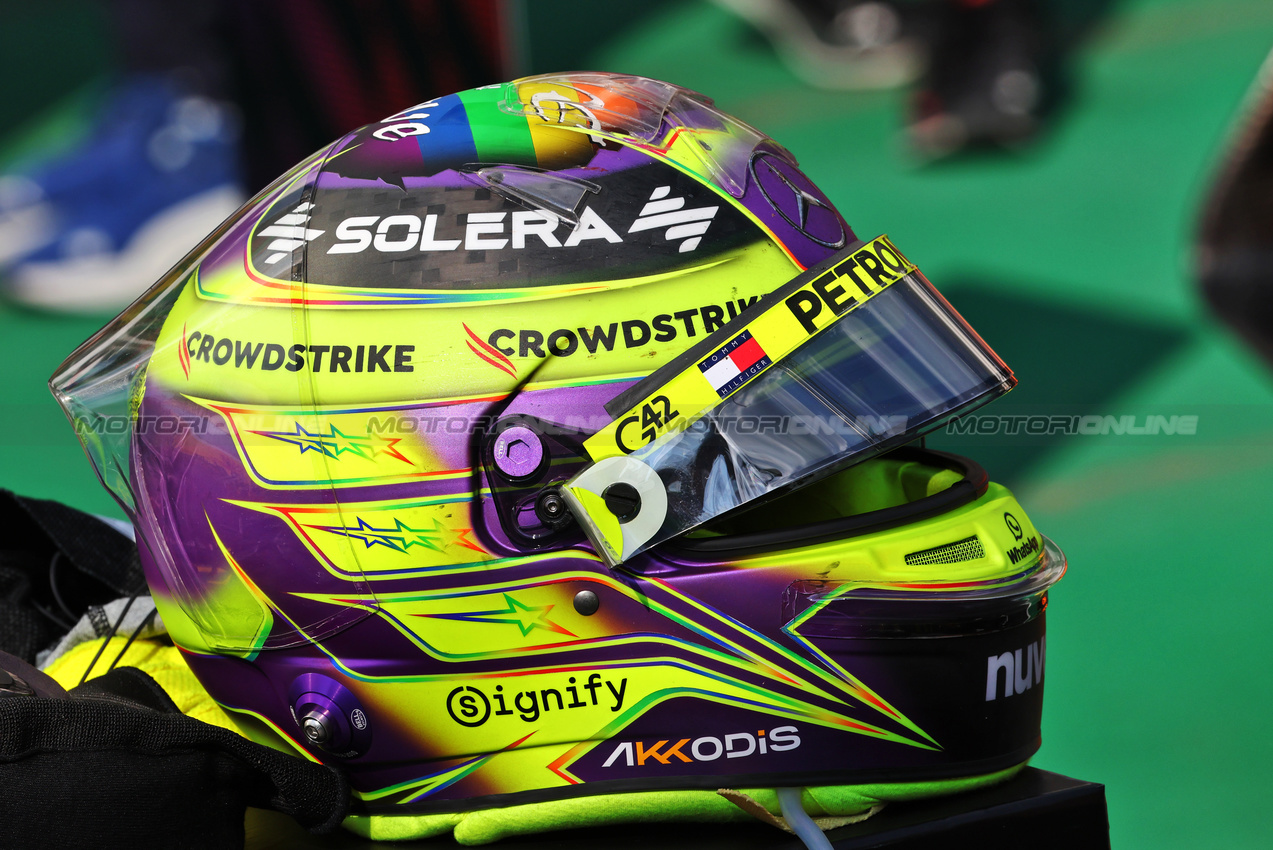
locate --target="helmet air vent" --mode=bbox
[903,535,986,566]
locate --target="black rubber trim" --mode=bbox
[662,447,989,558]
[352,738,1038,816]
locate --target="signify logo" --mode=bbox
[602,726,800,767]
[446,673,626,727]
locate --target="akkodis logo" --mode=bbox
[601,726,801,767]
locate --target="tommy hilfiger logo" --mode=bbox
[628,186,718,253]
[258,202,325,265]
[698,330,771,399]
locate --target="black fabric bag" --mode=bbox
[0,489,142,663]
[0,654,349,849]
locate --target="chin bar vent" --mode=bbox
[904,535,986,566]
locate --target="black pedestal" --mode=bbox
[821,767,1108,849]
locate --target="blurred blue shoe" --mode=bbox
[0,75,244,313]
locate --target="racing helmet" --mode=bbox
[51,73,1064,841]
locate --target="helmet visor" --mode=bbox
[563,236,1014,566]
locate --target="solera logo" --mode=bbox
[602,726,800,767]
[323,187,718,257]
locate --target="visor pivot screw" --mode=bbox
[290,675,371,756]
[602,483,641,523]
[573,590,600,616]
[301,712,332,745]
[493,425,545,482]
[535,488,573,529]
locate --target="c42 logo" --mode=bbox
[615,395,680,454]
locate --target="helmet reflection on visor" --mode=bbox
[50,72,1060,841]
